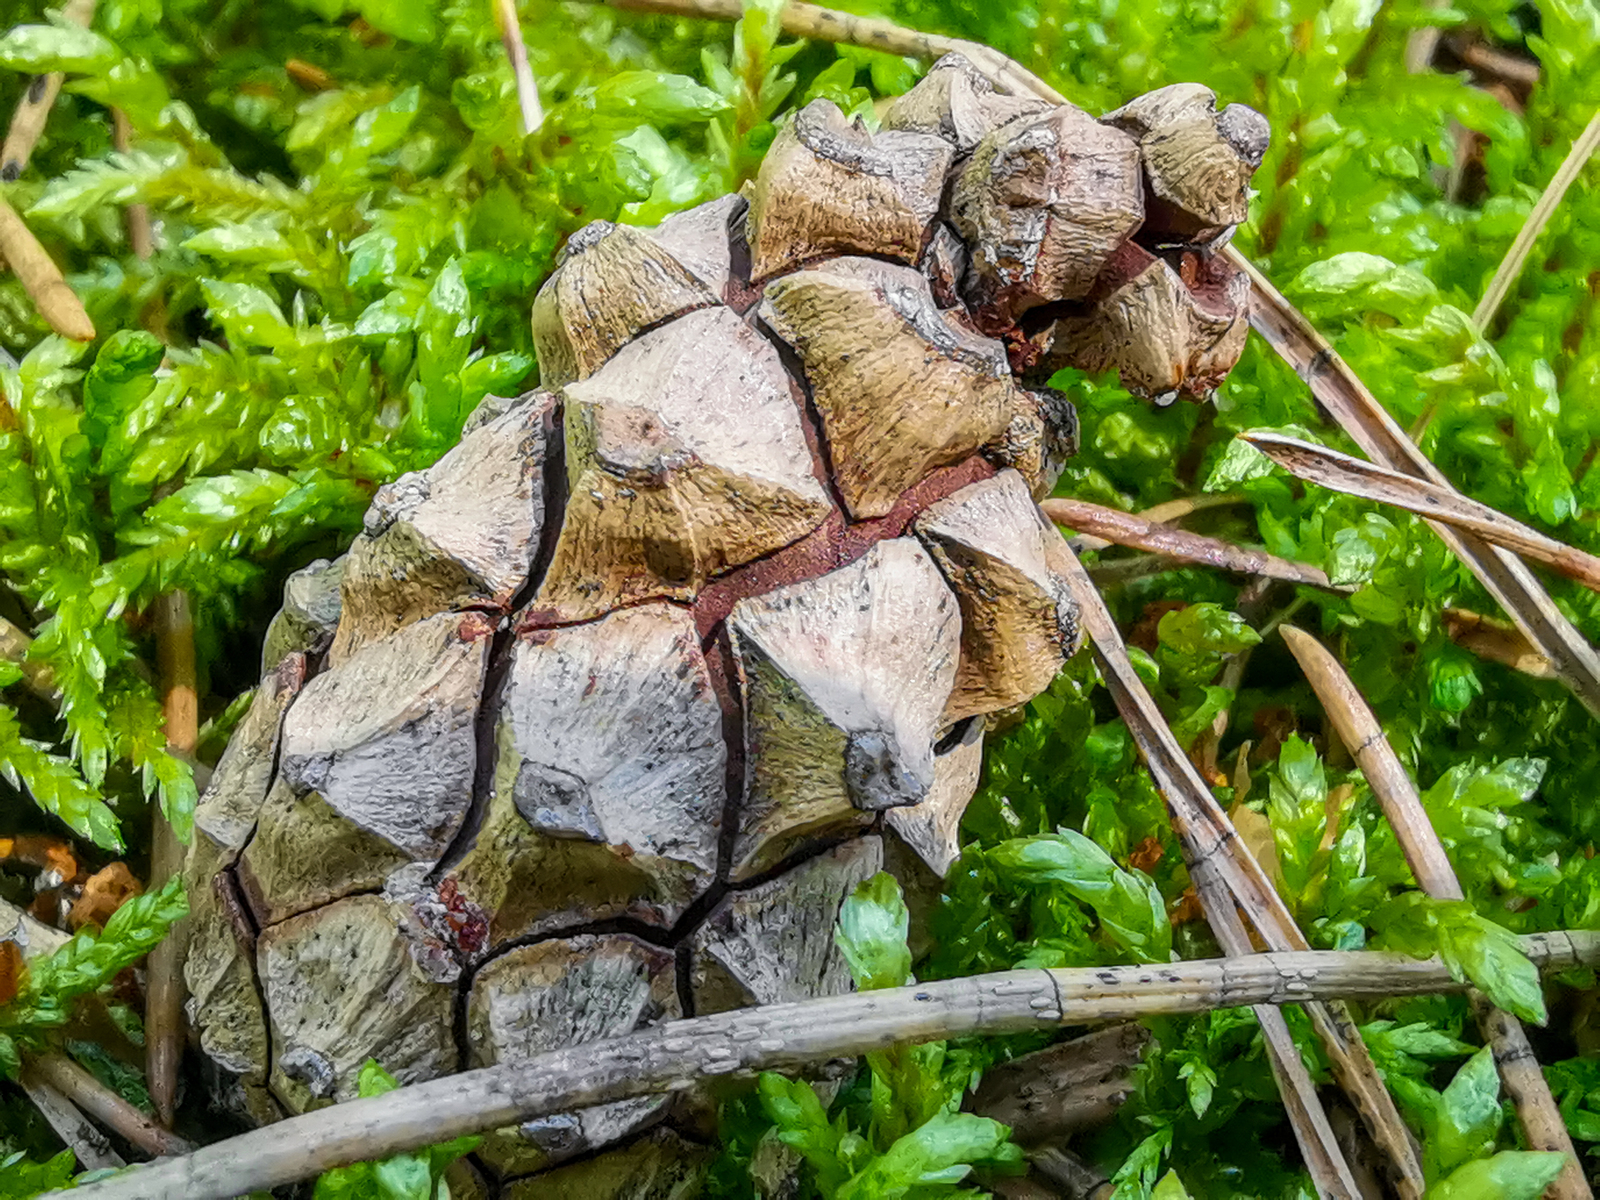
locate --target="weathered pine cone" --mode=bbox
[184,61,1267,1196]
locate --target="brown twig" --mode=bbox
[1241,431,1600,593]
[19,1063,125,1172]
[58,932,1600,1200]
[0,0,96,180]
[110,110,152,260]
[599,0,1064,104]
[1227,247,1600,721]
[1042,496,1342,591]
[27,1052,194,1160]
[0,197,96,341]
[2,601,213,788]
[1473,108,1600,332]
[494,0,544,134]
[1278,625,1590,1200]
[1067,492,1248,552]
[146,591,195,1129]
[1442,607,1556,681]
[1055,549,1424,1198]
[1454,38,1542,91]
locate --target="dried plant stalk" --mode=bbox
[147,590,196,1128]
[27,1052,194,1160]
[1042,496,1340,591]
[18,1065,124,1172]
[1442,607,1555,681]
[0,0,96,179]
[65,932,1600,1200]
[0,197,96,341]
[1229,248,1600,720]
[494,0,544,133]
[1474,109,1600,332]
[1243,431,1600,593]
[1278,625,1590,1200]
[1055,549,1425,1198]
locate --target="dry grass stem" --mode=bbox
[1473,108,1600,331]
[1442,607,1556,680]
[0,0,96,179]
[1229,247,1600,720]
[1068,492,1249,551]
[494,0,544,133]
[147,590,196,1128]
[27,1052,195,1160]
[19,1064,125,1172]
[60,932,1600,1200]
[1242,430,1600,593]
[1043,496,1340,591]
[0,197,96,341]
[1055,548,1424,1197]
[1278,624,1590,1199]
[111,109,153,260]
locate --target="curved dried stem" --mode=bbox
[0,0,96,179]
[61,932,1600,1200]
[147,590,195,1128]
[0,197,95,341]
[1279,624,1590,1200]
[27,1052,194,1160]
[1043,496,1341,591]
[1243,431,1600,593]
[1474,108,1600,332]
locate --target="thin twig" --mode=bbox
[0,0,96,179]
[19,1064,125,1172]
[146,590,195,1129]
[1278,625,1590,1200]
[1455,39,1542,91]
[1241,431,1600,593]
[1228,246,1600,721]
[1442,607,1555,681]
[0,197,95,341]
[1473,109,1600,332]
[110,110,152,260]
[1056,548,1425,1198]
[1058,493,1248,552]
[61,933,1600,1200]
[27,1052,194,1160]
[1404,0,1446,75]
[1042,496,1342,591]
[494,0,544,134]
[599,0,1065,104]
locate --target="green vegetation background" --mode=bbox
[1,0,1599,1195]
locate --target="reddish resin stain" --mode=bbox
[457,611,499,643]
[691,454,996,641]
